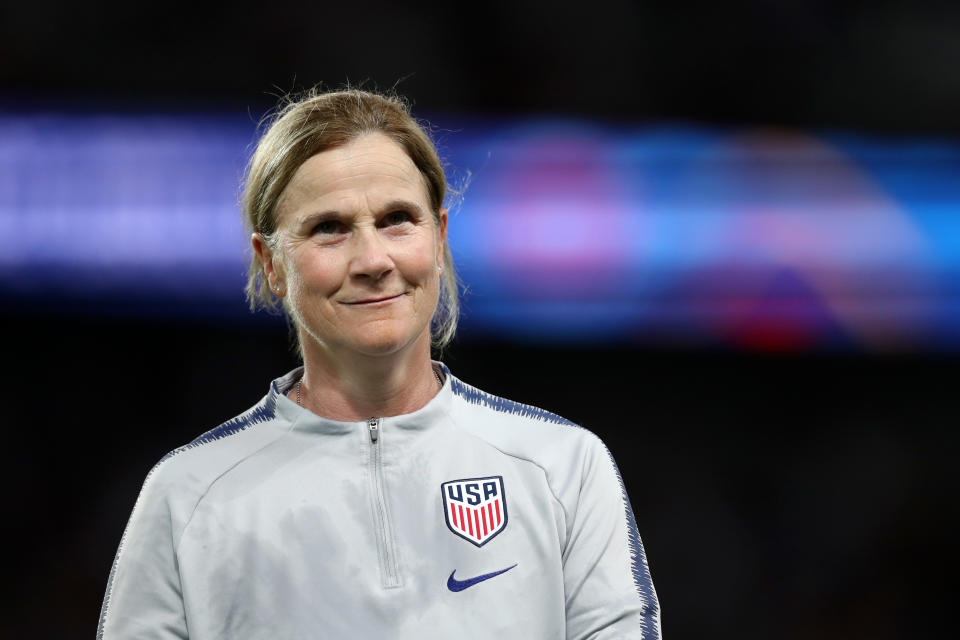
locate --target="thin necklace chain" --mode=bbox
[295,368,443,407]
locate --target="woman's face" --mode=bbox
[266,132,446,361]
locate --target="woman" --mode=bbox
[98,89,661,639]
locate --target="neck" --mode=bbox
[295,333,440,422]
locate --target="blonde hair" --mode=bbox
[241,88,459,348]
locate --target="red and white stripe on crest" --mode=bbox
[448,499,502,542]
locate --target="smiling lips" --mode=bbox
[342,293,405,306]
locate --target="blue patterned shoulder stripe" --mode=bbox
[603,447,661,633]
[449,377,578,427]
[158,391,278,464]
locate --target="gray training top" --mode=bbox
[99,364,661,639]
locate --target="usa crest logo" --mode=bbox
[441,476,508,547]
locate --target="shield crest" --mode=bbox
[441,476,508,547]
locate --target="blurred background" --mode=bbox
[2,0,958,637]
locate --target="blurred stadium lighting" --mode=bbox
[2,113,959,350]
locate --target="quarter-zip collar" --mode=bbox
[270,362,453,445]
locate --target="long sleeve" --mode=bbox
[562,436,662,639]
[98,464,189,639]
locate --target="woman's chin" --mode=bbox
[298,315,431,361]
[343,327,425,358]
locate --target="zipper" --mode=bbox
[368,417,402,588]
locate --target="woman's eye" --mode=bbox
[383,210,412,226]
[313,220,344,235]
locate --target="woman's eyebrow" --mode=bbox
[297,210,343,227]
[380,199,424,215]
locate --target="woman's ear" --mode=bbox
[436,208,448,267]
[252,232,284,295]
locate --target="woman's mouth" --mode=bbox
[342,293,405,306]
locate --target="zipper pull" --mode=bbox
[368,418,380,443]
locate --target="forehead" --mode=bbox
[277,132,428,221]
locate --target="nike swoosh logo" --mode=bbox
[447,564,517,592]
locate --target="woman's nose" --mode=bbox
[350,227,394,280]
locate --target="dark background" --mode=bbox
[3,1,958,638]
